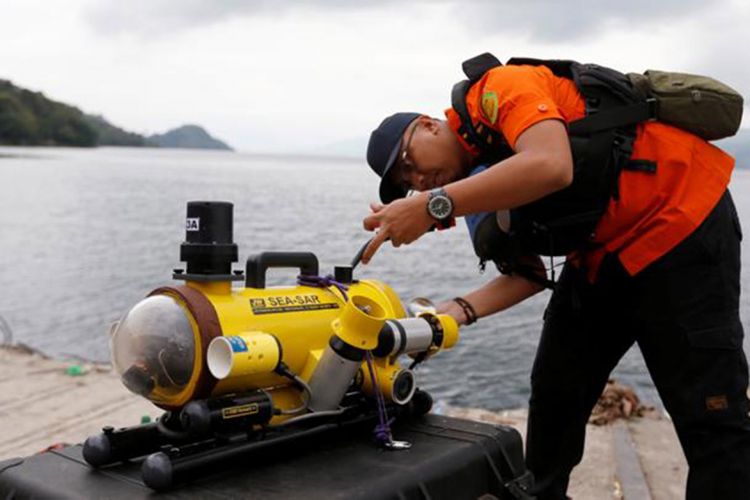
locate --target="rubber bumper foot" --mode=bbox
[142,452,173,491]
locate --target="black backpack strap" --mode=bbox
[451,79,510,159]
[626,159,657,173]
[462,52,502,81]
[452,52,514,160]
[568,98,658,135]
[452,80,484,146]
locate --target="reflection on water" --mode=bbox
[1,146,749,410]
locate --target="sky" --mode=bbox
[1,0,748,154]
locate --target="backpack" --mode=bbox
[627,70,743,141]
[454,54,743,286]
[453,54,647,259]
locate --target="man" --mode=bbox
[362,56,750,499]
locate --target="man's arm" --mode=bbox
[361,119,572,263]
[447,119,573,216]
[438,272,545,325]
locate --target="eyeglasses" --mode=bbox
[391,121,419,192]
[399,120,419,169]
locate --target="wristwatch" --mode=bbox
[426,188,454,223]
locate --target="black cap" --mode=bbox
[367,112,420,203]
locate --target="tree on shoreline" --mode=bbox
[0,80,98,147]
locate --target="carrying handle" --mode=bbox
[245,252,319,289]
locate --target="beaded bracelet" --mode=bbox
[452,297,478,325]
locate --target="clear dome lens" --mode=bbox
[110,295,196,403]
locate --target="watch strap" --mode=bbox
[433,217,456,231]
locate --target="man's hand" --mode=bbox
[361,192,434,264]
[436,300,468,326]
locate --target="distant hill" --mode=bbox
[0,79,232,150]
[0,79,97,146]
[84,114,149,147]
[148,124,232,151]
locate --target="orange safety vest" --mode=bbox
[445,60,735,281]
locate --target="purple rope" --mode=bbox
[365,350,393,446]
[297,274,349,302]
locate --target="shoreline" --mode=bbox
[0,344,687,499]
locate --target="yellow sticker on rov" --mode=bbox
[222,403,259,420]
[481,91,499,124]
[250,294,340,315]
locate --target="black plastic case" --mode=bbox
[0,415,532,499]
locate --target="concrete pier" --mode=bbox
[0,345,687,499]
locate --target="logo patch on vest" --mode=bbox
[481,91,499,124]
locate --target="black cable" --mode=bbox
[274,363,311,415]
[408,352,427,371]
[350,237,375,270]
[350,225,436,270]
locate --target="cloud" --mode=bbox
[458,0,714,42]
[52,0,749,152]
[84,0,721,42]
[82,0,396,37]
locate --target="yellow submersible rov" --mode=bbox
[82,201,464,490]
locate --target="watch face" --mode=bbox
[429,195,452,220]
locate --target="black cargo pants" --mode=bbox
[526,191,750,500]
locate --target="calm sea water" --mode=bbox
[1,146,749,410]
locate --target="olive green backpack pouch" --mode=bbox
[628,70,744,140]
